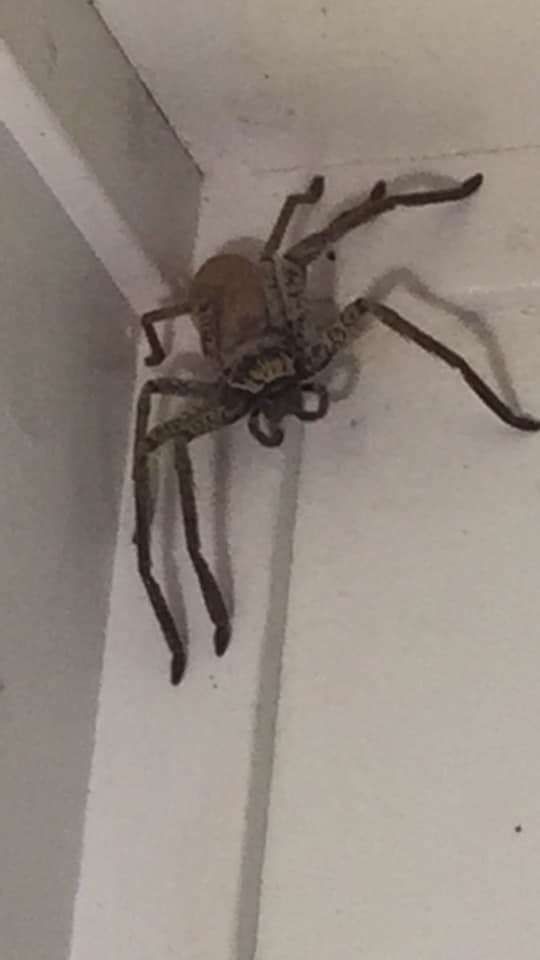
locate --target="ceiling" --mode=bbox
[95,0,540,176]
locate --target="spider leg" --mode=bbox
[134,445,187,684]
[259,179,324,344]
[173,443,231,657]
[296,383,330,421]
[132,377,217,544]
[262,175,325,257]
[246,383,329,447]
[356,298,540,431]
[133,382,249,684]
[133,378,218,683]
[133,377,215,484]
[285,173,483,267]
[248,409,285,447]
[141,300,190,366]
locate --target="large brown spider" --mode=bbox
[133,172,540,686]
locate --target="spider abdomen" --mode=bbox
[189,254,267,365]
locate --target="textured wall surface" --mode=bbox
[95,0,540,174]
[0,124,133,960]
[256,153,540,960]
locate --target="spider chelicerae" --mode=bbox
[133,172,540,685]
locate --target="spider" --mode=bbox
[133,172,540,686]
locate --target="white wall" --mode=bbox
[94,0,540,175]
[69,153,540,960]
[0,121,134,960]
[6,1,539,958]
[256,152,540,960]
[0,4,201,958]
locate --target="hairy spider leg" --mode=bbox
[260,179,378,364]
[133,377,219,681]
[299,298,540,430]
[247,382,330,447]
[285,173,483,268]
[134,450,187,682]
[303,296,539,431]
[173,443,230,656]
[141,301,191,367]
[132,376,217,541]
[133,376,215,484]
[262,174,325,258]
[268,174,482,368]
[260,176,325,358]
[133,379,249,684]
[357,300,540,431]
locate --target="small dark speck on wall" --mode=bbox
[349,418,358,429]
[326,250,336,261]
[514,824,523,834]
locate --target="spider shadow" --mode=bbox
[232,167,523,958]
[230,210,361,960]
[328,167,481,222]
[364,267,523,413]
[306,166,525,413]
[232,354,359,960]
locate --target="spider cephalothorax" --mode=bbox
[134,172,539,685]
